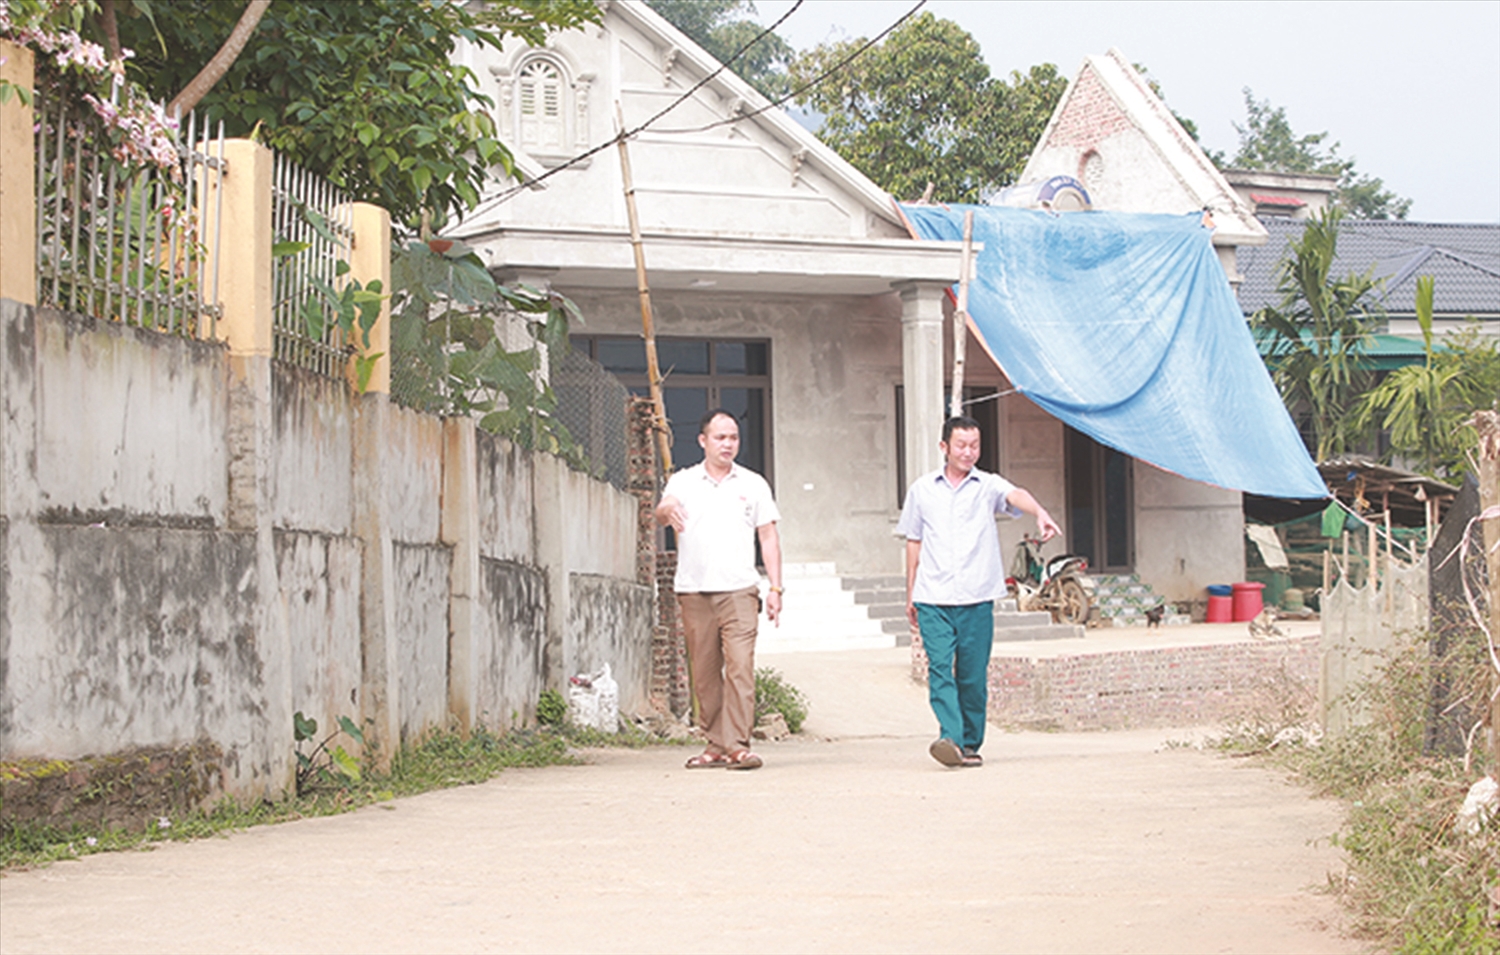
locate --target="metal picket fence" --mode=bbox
[34,91,225,336]
[270,153,355,377]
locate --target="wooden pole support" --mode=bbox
[614,102,672,475]
[949,210,973,420]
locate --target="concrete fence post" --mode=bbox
[443,415,480,732]
[212,138,294,796]
[0,40,36,306]
[344,202,391,394]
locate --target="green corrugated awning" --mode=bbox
[1252,328,1436,371]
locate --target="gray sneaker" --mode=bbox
[961,746,983,767]
[929,738,964,767]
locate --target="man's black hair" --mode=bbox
[942,415,982,443]
[699,408,739,434]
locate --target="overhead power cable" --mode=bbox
[653,0,927,135]
[461,0,927,220]
[465,0,806,218]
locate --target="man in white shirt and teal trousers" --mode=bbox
[897,415,1061,767]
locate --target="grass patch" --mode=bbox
[1207,626,1497,953]
[1,722,655,872]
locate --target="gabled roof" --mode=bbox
[1020,48,1266,247]
[446,1,972,293]
[1236,219,1500,316]
[609,1,902,228]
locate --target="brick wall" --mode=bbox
[1045,64,1133,151]
[627,396,690,715]
[912,634,1320,732]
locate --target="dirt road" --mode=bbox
[0,647,1356,954]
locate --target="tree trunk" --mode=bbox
[167,0,272,119]
[100,0,122,61]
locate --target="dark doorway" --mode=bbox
[1065,426,1133,571]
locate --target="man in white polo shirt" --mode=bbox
[898,415,1060,768]
[655,408,782,770]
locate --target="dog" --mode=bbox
[1248,607,1286,639]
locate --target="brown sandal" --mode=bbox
[726,750,763,770]
[685,751,729,769]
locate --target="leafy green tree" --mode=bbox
[1253,208,1384,461]
[647,0,792,99]
[1132,62,1206,149]
[788,12,1065,203]
[114,0,599,228]
[1353,277,1500,479]
[1230,89,1411,220]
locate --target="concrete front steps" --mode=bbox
[1092,573,1191,627]
[842,573,1081,643]
[755,563,896,653]
[759,565,1083,654]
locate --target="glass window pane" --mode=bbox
[658,340,709,375]
[720,387,765,476]
[596,339,647,374]
[716,342,746,375]
[716,342,767,376]
[744,343,767,376]
[664,387,709,469]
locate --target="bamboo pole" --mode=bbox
[948,210,974,420]
[1472,411,1499,779]
[614,103,672,474]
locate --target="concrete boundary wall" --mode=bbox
[0,299,650,801]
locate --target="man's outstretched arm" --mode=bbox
[1006,488,1062,541]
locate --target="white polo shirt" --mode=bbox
[663,462,780,593]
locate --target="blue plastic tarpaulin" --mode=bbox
[901,204,1327,499]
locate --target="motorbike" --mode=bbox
[1007,535,1094,626]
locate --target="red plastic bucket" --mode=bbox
[1206,594,1232,622]
[1231,581,1265,622]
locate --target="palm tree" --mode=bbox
[1252,208,1383,461]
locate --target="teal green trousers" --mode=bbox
[915,602,993,751]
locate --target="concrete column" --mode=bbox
[442,415,480,732]
[895,280,950,488]
[351,394,399,768]
[533,453,571,689]
[0,41,35,306]
[215,138,293,797]
[344,202,391,394]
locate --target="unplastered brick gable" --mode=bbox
[1044,65,1133,152]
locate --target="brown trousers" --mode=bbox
[677,586,760,753]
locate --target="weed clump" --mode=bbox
[754,667,808,734]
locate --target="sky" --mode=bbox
[754,0,1500,223]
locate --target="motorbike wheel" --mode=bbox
[1054,578,1090,626]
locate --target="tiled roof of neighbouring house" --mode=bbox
[1236,219,1500,317]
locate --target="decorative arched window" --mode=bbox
[518,59,564,152]
[493,54,593,166]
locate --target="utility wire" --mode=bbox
[652,0,927,135]
[464,0,806,219]
[461,0,927,220]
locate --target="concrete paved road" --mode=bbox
[0,647,1356,954]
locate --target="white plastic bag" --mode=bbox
[567,663,619,733]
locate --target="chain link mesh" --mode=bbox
[553,346,630,490]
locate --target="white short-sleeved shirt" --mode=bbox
[896,467,1021,605]
[663,463,780,593]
